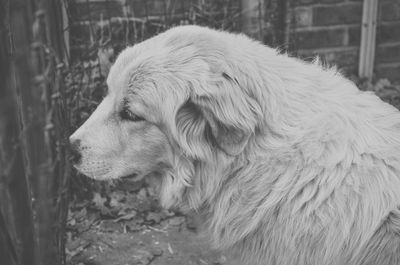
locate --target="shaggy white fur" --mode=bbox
[71,26,400,265]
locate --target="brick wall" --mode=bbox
[69,0,194,59]
[292,0,400,81]
[68,0,400,82]
[68,0,241,60]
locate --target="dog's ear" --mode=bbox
[175,71,262,158]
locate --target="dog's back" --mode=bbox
[158,27,400,265]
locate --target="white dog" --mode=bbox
[70,26,400,265]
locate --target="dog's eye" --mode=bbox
[120,108,145,122]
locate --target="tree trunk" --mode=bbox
[0,1,37,264]
[0,0,71,264]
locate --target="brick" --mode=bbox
[127,0,146,16]
[127,0,166,16]
[375,64,400,82]
[295,0,345,5]
[380,2,400,22]
[339,65,358,77]
[70,1,123,21]
[376,44,400,63]
[71,16,171,49]
[348,26,361,46]
[149,0,166,16]
[293,0,316,6]
[299,49,358,67]
[105,19,165,43]
[294,29,346,49]
[294,7,313,27]
[320,0,346,3]
[298,49,359,76]
[323,49,359,68]
[166,0,192,14]
[376,22,400,44]
[313,3,362,26]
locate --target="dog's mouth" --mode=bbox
[72,162,115,180]
[71,159,148,181]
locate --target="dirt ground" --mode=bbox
[66,179,232,265]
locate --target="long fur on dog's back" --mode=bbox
[111,26,400,265]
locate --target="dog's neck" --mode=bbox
[176,72,355,248]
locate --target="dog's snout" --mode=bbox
[69,138,82,165]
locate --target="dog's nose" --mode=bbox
[69,138,82,165]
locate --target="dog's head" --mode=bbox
[69,26,263,207]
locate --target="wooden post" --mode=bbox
[358,0,378,80]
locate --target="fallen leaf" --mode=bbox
[138,188,147,200]
[92,192,107,209]
[114,211,137,222]
[168,216,185,226]
[146,212,162,224]
[99,220,123,232]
